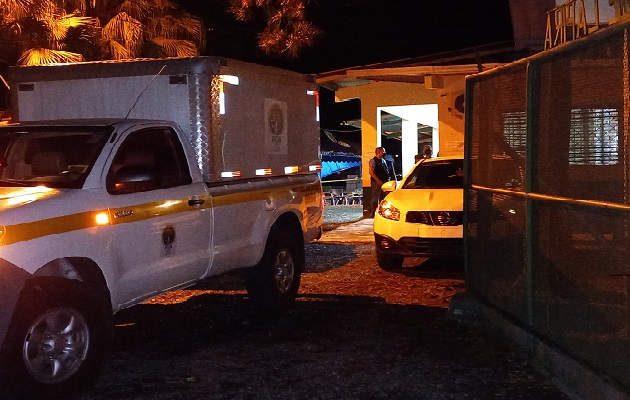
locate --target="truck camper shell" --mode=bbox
[8,57,320,182]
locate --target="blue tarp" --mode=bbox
[321,153,361,178]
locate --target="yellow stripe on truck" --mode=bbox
[0,210,102,246]
[109,197,211,224]
[209,180,320,207]
[0,196,210,246]
[210,188,290,207]
[0,182,318,246]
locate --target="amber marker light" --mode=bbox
[284,166,299,174]
[221,171,241,178]
[95,212,110,226]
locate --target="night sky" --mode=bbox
[176,0,514,74]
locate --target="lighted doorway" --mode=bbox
[377,104,438,178]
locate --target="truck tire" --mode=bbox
[246,226,303,314]
[376,251,404,271]
[3,279,107,398]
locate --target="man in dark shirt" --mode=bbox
[368,146,392,217]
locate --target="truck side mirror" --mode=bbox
[108,166,158,194]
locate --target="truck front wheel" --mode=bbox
[4,279,107,398]
[246,226,303,313]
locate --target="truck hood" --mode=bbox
[0,186,62,210]
[0,186,106,227]
[0,186,110,247]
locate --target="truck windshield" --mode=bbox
[0,126,111,189]
[402,159,464,189]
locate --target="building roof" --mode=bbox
[313,40,538,90]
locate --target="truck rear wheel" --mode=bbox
[4,279,107,398]
[246,226,303,313]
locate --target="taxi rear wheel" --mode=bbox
[376,252,404,271]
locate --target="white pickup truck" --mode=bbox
[0,58,323,397]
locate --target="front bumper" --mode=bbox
[0,259,30,353]
[375,233,463,258]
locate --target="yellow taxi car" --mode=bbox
[373,156,464,270]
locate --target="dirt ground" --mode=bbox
[74,242,568,400]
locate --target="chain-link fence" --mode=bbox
[466,20,630,392]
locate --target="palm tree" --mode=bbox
[229,0,319,57]
[93,0,204,60]
[0,0,317,65]
[0,0,204,64]
[0,0,95,65]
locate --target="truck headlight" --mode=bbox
[378,200,400,221]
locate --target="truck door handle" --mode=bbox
[188,196,205,206]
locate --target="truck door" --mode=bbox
[105,126,212,306]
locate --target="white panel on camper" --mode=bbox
[17,76,191,133]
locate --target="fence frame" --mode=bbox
[463,18,630,400]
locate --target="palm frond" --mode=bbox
[258,17,318,58]
[229,0,317,57]
[151,36,197,57]
[147,15,202,41]
[258,26,287,55]
[150,0,176,12]
[57,0,87,13]
[102,12,142,56]
[2,0,209,62]
[117,0,152,21]
[176,15,203,46]
[18,47,83,65]
[106,38,131,59]
[229,0,255,21]
[49,13,95,42]
[0,0,32,21]
[285,20,318,57]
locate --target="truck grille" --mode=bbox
[406,211,463,226]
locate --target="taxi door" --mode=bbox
[105,126,212,307]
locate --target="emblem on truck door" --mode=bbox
[162,225,176,255]
[268,104,284,135]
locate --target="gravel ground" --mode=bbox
[322,205,364,229]
[4,205,568,400]
[69,232,568,400]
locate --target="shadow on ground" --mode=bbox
[305,243,358,272]
[74,241,567,400]
[399,256,465,279]
[77,289,566,400]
